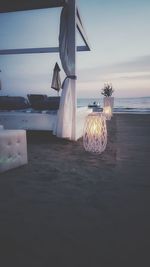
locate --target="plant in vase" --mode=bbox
[101,82,114,97]
[101,82,114,120]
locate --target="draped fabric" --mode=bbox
[59,5,74,75]
[53,4,76,139]
[54,78,74,138]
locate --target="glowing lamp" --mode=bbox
[103,106,112,120]
[83,113,107,154]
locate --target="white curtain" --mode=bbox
[53,4,76,139]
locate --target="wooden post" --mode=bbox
[0,70,1,91]
[67,0,77,140]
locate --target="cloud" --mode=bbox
[76,55,150,97]
[77,55,150,82]
[118,73,150,80]
[109,55,150,73]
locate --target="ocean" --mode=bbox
[77,97,150,114]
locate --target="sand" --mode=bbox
[0,114,150,267]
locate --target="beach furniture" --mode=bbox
[0,128,28,173]
[0,110,57,131]
[27,94,60,110]
[0,96,30,110]
[0,0,91,140]
[0,106,92,140]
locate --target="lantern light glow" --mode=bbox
[83,112,107,154]
[103,106,112,120]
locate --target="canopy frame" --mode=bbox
[0,1,90,55]
[0,0,65,13]
[0,0,91,140]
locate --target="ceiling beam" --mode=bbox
[0,46,88,55]
[0,0,64,13]
[76,8,90,51]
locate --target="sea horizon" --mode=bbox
[77,96,150,113]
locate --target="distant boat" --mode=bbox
[88,101,102,112]
[88,101,100,108]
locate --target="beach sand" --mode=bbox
[0,114,150,267]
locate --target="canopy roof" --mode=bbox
[0,0,65,13]
[0,1,90,55]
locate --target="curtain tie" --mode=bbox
[62,75,77,89]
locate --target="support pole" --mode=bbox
[67,0,76,140]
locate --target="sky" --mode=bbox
[0,0,150,98]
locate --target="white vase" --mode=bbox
[103,96,114,109]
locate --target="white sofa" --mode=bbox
[0,125,28,173]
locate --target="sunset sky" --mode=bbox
[0,0,150,98]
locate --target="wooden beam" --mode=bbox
[76,8,91,51]
[0,47,59,55]
[0,46,88,55]
[0,0,64,13]
[77,46,89,52]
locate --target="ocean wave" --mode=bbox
[113,108,150,114]
[77,97,150,113]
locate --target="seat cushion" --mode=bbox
[0,130,28,173]
[27,94,48,110]
[27,94,60,110]
[0,96,30,110]
[47,97,60,110]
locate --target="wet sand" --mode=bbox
[0,114,150,267]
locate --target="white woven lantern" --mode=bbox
[103,96,114,120]
[103,106,112,120]
[83,112,107,154]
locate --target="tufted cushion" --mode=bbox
[27,94,48,110]
[27,94,60,110]
[0,96,30,110]
[47,97,60,110]
[0,130,28,173]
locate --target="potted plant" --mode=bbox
[101,82,114,97]
[101,82,114,119]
